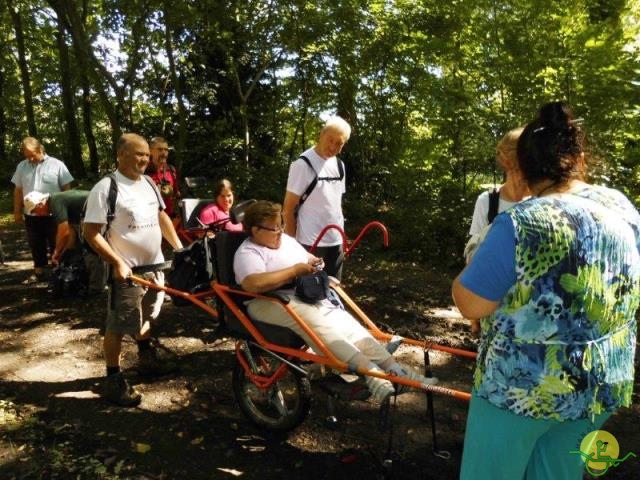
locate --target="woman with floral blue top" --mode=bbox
[453,101,640,480]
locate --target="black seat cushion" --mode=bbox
[214,231,305,348]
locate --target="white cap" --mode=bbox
[23,191,50,215]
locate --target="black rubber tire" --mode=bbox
[232,350,312,431]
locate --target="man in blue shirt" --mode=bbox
[11,137,74,283]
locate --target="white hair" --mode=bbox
[322,116,351,140]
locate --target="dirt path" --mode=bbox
[1,221,638,479]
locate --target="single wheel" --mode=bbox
[232,349,312,431]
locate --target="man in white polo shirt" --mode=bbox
[283,116,351,280]
[11,137,73,283]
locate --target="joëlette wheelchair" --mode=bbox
[131,218,476,452]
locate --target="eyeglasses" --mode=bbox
[256,224,285,233]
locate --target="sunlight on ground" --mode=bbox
[426,307,463,319]
[54,390,100,399]
[0,324,103,382]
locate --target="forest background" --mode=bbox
[1,0,640,266]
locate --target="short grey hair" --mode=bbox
[116,133,146,154]
[321,116,351,140]
[20,137,45,154]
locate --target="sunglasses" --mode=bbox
[256,224,285,233]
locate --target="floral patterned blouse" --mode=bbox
[465,185,640,421]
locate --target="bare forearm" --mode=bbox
[452,274,500,320]
[242,264,310,294]
[54,223,74,259]
[282,192,299,238]
[159,211,183,250]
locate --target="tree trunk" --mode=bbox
[47,0,124,147]
[7,0,37,137]
[80,0,99,175]
[55,27,85,177]
[162,3,187,172]
[81,80,99,176]
[0,62,6,163]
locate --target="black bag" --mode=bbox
[167,238,213,306]
[51,250,89,298]
[294,271,331,304]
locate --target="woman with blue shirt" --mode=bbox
[453,101,640,479]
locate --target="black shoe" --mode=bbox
[103,372,142,407]
[137,348,178,376]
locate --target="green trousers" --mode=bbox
[460,394,612,480]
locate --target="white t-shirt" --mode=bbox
[468,189,519,236]
[234,234,309,290]
[84,171,165,267]
[11,155,74,213]
[286,147,345,246]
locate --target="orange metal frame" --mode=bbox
[128,219,475,403]
[174,217,207,245]
[130,273,474,403]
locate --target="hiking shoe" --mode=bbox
[103,372,142,407]
[137,347,179,376]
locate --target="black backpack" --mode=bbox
[50,250,89,298]
[166,237,214,306]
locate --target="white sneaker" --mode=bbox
[385,335,403,354]
[392,366,438,393]
[364,375,395,404]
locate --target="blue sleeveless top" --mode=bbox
[473,185,640,421]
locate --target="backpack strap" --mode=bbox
[487,187,500,224]
[105,173,118,233]
[298,155,318,209]
[142,174,164,208]
[103,173,163,235]
[297,156,344,210]
[317,158,344,182]
[80,173,162,252]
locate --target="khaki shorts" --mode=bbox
[106,271,165,337]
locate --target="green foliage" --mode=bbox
[1,0,639,266]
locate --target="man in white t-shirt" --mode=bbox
[283,116,351,280]
[83,133,183,407]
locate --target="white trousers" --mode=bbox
[246,296,392,367]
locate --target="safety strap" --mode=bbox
[298,155,345,209]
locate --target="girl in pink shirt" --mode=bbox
[198,179,243,232]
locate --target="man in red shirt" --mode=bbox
[146,137,180,219]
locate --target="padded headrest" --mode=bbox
[214,231,249,286]
[179,198,215,229]
[229,199,257,226]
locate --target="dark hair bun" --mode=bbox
[539,101,574,133]
[516,101,586,185]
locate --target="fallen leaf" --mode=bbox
[191,437,204,445]
[216,468,243,476]
[135,443,151,454]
